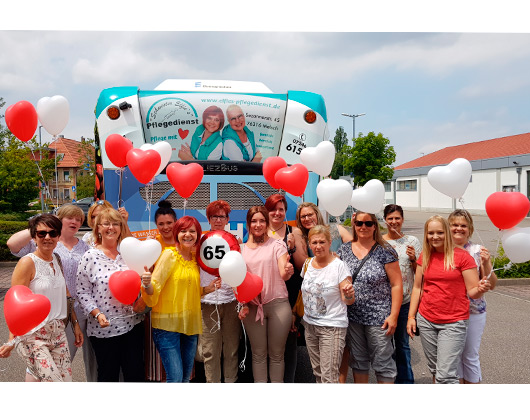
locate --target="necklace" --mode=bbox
[270,223,285,236]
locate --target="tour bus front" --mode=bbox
[94,79,329,239]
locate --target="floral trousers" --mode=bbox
[16,319,73,382]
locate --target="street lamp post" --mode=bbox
[341,112,366,146]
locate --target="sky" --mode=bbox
[2,3,530,168]
[1,0,528,411]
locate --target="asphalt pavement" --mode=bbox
[1,212,529,383]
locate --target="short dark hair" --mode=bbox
[384,204,404,219]
[155,200,177,223]
[29,214,62,238]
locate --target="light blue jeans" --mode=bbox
[152,328,198,383]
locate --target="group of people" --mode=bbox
[178,104,262,162]
[0,196,497,385]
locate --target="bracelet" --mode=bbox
[408,315,416,319]
[288,246,297,255]
[93,312,102,321]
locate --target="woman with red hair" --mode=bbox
[141,216,221,382]
[178,106,225,160]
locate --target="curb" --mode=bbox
[495,278,530,286]
[0,262,17,267]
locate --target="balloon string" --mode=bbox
[28,148,54,208]
[118,168,125,208]
[236,302,247,373]
[144,181,153,237]
[106,306,137,325]
[183,199,188,216]
[208,285,221,334]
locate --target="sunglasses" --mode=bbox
[36,229,60,238]
[354,220,375,228]
[96,200,105,205]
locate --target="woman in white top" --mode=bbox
[0,214,83,381]
[6,204,97,381]
[299,225,354,383]
[76,208,146,382]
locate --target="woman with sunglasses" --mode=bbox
[82,199,132,247]
[76,208,146,382]
[141,216,221,383]
[336,212,403,383]
[448,209,497,384]
[382,204,422,384]
[0,214,82,381]
[406,215,490,384]
[6,205,97,381]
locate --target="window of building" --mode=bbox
[64,188,70,200]
[384,181,392,192]
[396,179,417,191]
[502,185,517,192]
[63,170,70,182]
[52,189,58,199]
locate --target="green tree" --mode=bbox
[76,137,96,199]
[0,98,59,212]
[330,126,349,179]
[343,131,396,186]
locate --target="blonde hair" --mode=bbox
[308,225,331,243]
[448,209,474,238]
[87,200,113,228]
[56,204,85,225]
[296,202,325,238]
[93,208,124,246]
[422,215,455,271]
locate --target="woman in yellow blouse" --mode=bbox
[141,216,220,383]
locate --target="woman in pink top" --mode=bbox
[238,206,294,382]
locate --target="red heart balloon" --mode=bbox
[485,192,530,230]
[126,148,161,184]
[275,164,309,197]
[262,156,287,190]
[4,285,51,336]
[109,270,141,305]
[5,101,38,142]
[105,134,133,168]
[166,162,204,199]
[235,272,263,304]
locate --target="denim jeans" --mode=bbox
[393,302,415,384]
[152,328,198,383]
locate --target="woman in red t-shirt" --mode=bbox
[406,215,490,384]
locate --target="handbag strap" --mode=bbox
[351,243,378,283]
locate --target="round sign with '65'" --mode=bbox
[197,230,240,276]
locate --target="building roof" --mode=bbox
[48,137,92,168]
[395,132,530,170]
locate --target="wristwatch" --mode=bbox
[93,311,103,321]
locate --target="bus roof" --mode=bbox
[154,79,273,93]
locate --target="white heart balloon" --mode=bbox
[120,237,162,275]
[140,141,172,176]
[218,250,247,287]
[350,179,385,214]
[37,95,70,136]
[300,140,335,177]
[501,227,530,263]
[316,178,352,216]
[427,158,472,199]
